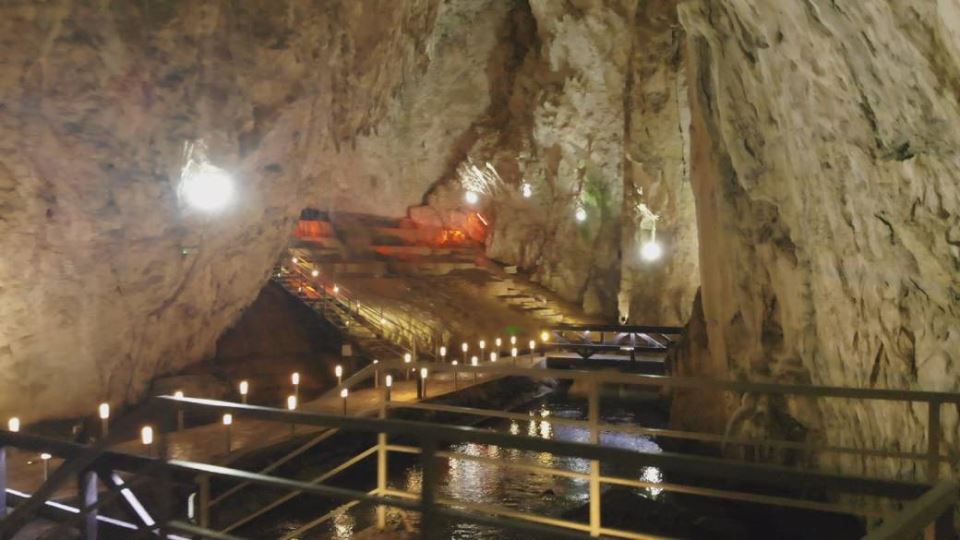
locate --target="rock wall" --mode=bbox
[421,0,700,322]
[0,0,440,421]
[677,0,960,478]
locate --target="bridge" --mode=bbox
[1,356,958,539]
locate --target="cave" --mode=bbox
[1,1,958,539]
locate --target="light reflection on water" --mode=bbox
[301,395,664,539]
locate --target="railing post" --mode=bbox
[420,438,439,540]
[928,400,941,483]
[377,386,389,530]
[198,474,211,529]
[0,445,7,520]
[78,469,97,540]
[588,377,601,537]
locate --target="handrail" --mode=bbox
[155,396,926,499]
[551,323,683,334]
[864,481,958,539]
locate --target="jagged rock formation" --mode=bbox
[0,0,439,420]
[676,0,960,478]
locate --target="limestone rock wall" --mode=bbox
[423,0,700,322]
[0,0,439,421]
[677,0,960,477]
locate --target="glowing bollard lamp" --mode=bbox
[239,380,249,404]
[335,364,343,386]
[291,372,301,400]
[340,388,349,415]
[287,395,298,435]
[98,403,110,437]
[223,414,233,453]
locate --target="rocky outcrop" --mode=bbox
[677,0,960,478]
[421,0,700,322]
[0,0,440,421]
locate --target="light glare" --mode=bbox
[180,163,234,212]
[641,241,663,261]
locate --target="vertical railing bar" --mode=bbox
[0,445,7,521]
[419,438,439,540]
[198,474,211,529]
[928,400,942,483]
[78,469,97,540]
[377,385,389,530]
[588,374,601,537]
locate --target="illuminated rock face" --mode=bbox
[0,1,439,420]
[675,1,960,476]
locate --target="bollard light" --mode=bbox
[173,390,185,431]
[461,343,468,353]
[40,453,52,481]
[440,346,447,359]
[420,368,429,398]
[141,426,154,446]
[287,395,297,410]
[8,417,20,432]
[420,368,428,379]
[335,365,343,385]
[540,330,550,342]
[529,340,536,353]
[403,353,412,364]
[479,339,486,350]
[490,352,497,363]
[291,256,298,264]
[452,360,458,365]
[510,336,517,346]
[98,403,110,437]
[239,380,249,403]
[385,375,393,388]
[340,388,349,415]
[512,347,518,366]
[311,269,319,277]
[495,337,502,348]
[223,414,233,453]
[174,390,184,399]
[291,372,300,386]
[471,356,478,367]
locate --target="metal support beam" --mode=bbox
[78,470,97,540]
[0,447,7,521]
[419,439,439,540]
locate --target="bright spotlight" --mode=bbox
[464,190,479,205]
[180,163,234,212]
[641,241,662,261]
[575,206,587,222]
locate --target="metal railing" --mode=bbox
[278,253,445,359]
[2,359,959,539]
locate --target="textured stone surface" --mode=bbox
[676,0,960,478]
[0,0,439,421]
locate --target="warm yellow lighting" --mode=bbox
[385,375,393,388]
[403,353,412,364]
[489,352,497,363]
[479,339,486,349]
[291,256,298,264]
[141,426,154,446]
[420,368,428,379]
[333,284,340,294]
[495,337,502,348]
[440,346,447,357]
[335,365,343,378]
[471,356,478,367]
[291,372,300,385]
[461,342,468,353]
[98,403,110,420]
[40,453,52,461]
[311,269,319,277]
[8,417,20,432]
[540,331,550,342]
[511,347,518,357]
[340,388,349,398]
[510,336,517,346]
[239,380,249,395]
[287,395,298,410]
[174,390,184,399]
[529,340,536,351]
[222,414,233,426]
